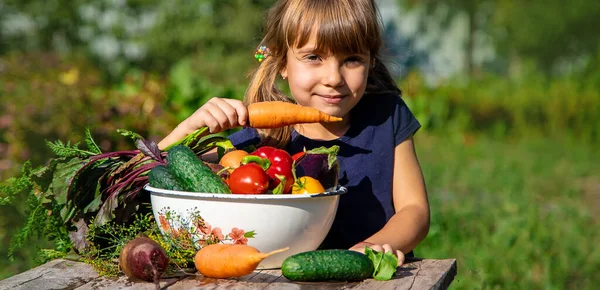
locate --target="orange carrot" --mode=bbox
[194,244,288,278]
[247,101,343,128]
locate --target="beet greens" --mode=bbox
[0,127,233,258]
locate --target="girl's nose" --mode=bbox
[322,62,345,87]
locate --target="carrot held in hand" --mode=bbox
[247,101,343,128]
[194,244,289,278]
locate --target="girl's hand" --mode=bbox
[158,97,248,149]
[185,97,249,133]
[349,241,405,266]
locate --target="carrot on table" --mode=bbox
[194,244,288,278]
[247,101,343,128]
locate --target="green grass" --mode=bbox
[414,133,599,289]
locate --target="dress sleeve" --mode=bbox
[227,127,262,149]
[393,96,421,145]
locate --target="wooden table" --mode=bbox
[0,258,456,290]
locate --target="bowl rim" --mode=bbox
[144,184,347,200]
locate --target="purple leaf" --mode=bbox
[69,218,90,252]
[135,139,163,162]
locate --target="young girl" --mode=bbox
[158,0,429,265]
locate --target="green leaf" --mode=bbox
[52,157,86,206]
[85,128,102,154]
[364,247,399,281]
[46,140,97,158]
[83,183,103,214]
[69,158,120,220]
[117,128,144,142]
[375,252,399,281]
[163,127,209,151]
[0,161,33,205]
[95,193,119,226]
[365,247,383,273]
[8,194,46,260]
[30,162,56,195]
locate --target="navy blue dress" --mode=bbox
[228,92,421,251]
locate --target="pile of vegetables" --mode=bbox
[0,100,402,285]
[148,143,340,195]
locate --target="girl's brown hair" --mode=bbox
[245,0,400,148]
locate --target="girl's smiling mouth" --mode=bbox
[317,94,346,104]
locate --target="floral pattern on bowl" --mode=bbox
[156,207,255,250]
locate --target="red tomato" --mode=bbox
[228,163,270,194]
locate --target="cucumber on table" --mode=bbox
[148,164,187,191]
[282,249,374,282]
[166,145,231,193]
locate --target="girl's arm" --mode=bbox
[350,135,430,262]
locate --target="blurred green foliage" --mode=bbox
[416,134,599,290]
[401,71,599,143]
[1,0,599,288]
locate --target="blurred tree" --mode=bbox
[0,0,273,82]
[141,0,273,84]
[400,0,493,77]
[399,0,600,77]
[2,0,87,52]
[492,0,600,76]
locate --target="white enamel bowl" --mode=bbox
[145,185,346,269]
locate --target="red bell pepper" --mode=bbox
[250,146,295,194]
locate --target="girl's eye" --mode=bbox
[305,54,322,62]
[345,56,365,65]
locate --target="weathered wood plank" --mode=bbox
[412,259,457,290]
[349,259,457,290]
[76,275,189,290]
[0,258,456,290]
[0,259,98,290]
[155,269,281,290]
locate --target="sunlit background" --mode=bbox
[1,0,599,289]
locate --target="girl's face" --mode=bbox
[281,36,371,120]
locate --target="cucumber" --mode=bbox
[282,249,374,282]
[148,165,187,191]
[166,145,231,193]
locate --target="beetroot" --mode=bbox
[294,145,340,190]
[119,237,169,288]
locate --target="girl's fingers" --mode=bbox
[202,113,223,133]
[208,103,233,131]
[195,98,239,132]
[224,99,249,126]
[382,244,394,254]
[212,98,241,128]
[396,250,405,266]
[380,244,405,266]
[349,242,405,266]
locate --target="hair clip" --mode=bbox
[254,46,271,63]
